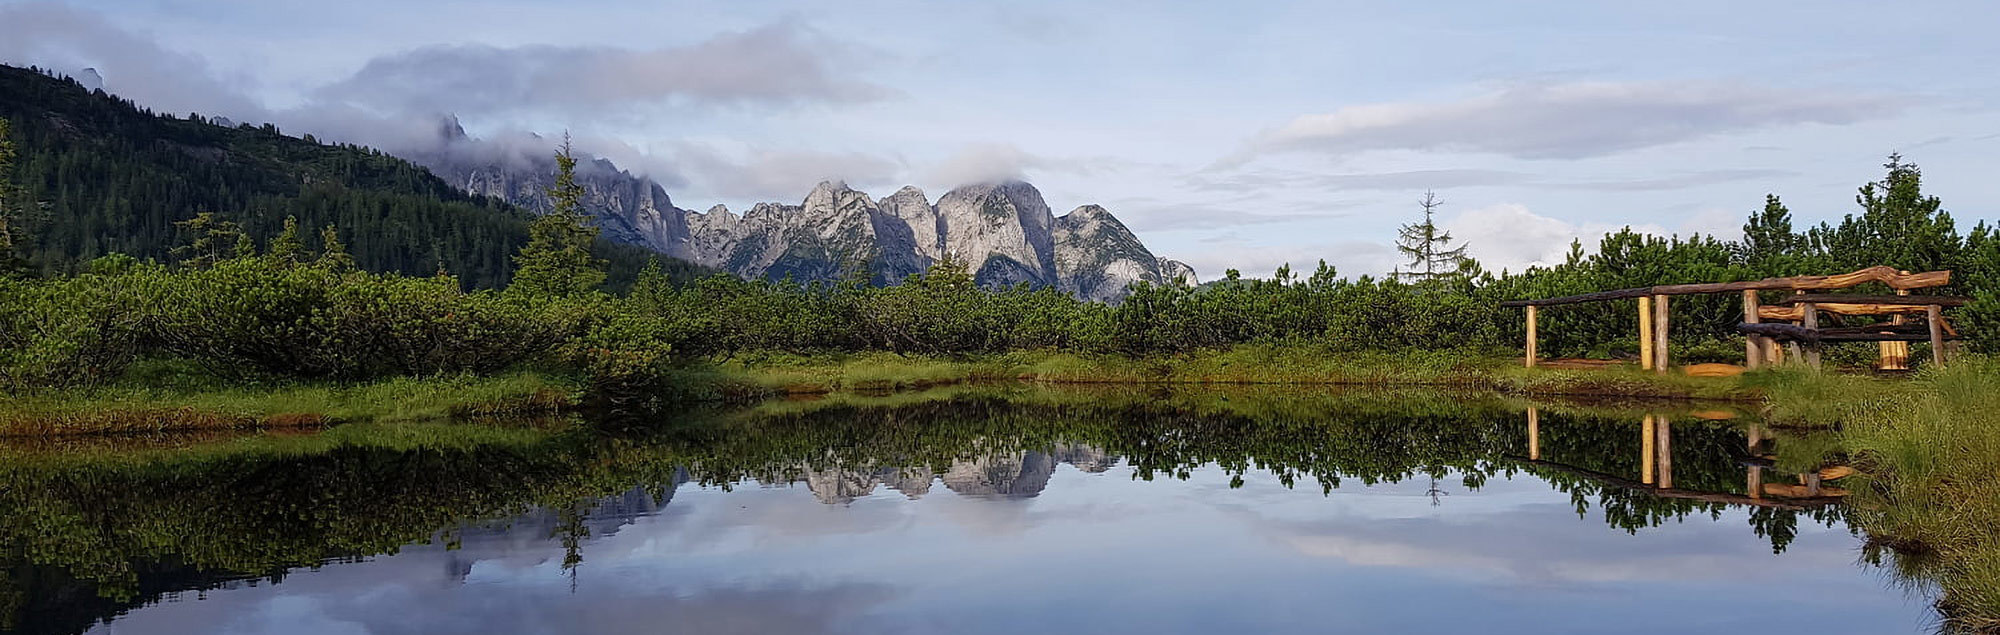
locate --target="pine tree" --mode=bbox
[232,232,256,260]
[1811,154,1962,273]
[1739,195,1810,276]
[318,224,354,271]
[0,117,17,273]
[1393,191,1469,281]
[268,215,305,265]
[171,212,247,267]
[509,135,605,297]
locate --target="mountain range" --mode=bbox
[1,64,1190,301]
[410,119,1195,301]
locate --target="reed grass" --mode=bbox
[1762,357,2000,631]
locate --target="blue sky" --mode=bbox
[3,0,1997,278]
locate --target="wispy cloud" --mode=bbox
[1107,198,1359,232]
[1546,168,1798,192]
[1189,166,1795,195]
[318,22,889,120]
[1189,168,1536,194]
[673,143,903,203]
[0,2,266,121]
[1233,80,1903,162]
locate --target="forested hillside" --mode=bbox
[0,64,705,289]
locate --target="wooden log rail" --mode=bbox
[1775,294,1967,307]
[1759,303,1950,321]
[1736,322,1961,343]
[1505,267,1956,371]
[1499,266,1950,307]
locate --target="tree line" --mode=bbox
[3,88,1997,393]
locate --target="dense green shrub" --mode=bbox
[143,258,574,379]
[0,263,154,388]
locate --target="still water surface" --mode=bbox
[1,387,1935,634]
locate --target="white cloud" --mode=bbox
[674,143,903,203]
[0,2,266,121]
[1241,80,1902,161]
[1445,203,1745,274]
[318,22,888,120]
[923,143,1039,186]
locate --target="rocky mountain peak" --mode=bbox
[393,133,1189,300]
[437,114,467,143]
[935,180,1059,288]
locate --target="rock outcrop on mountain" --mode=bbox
[1053,205,1196,303]
[934,181,1060,288]
[406,118,693,257]
[404,125,1192,300]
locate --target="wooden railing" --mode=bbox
[1504,267,1961,371]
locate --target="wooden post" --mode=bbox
[1641,415,1655,485]
[1527,407,1541,461]
[1525,305,1539,368]
[1801,302,1822,369]
[1742,290,1762,370]
[1655,415,1673,490]
[1929,304,1948,367]
[1652,294,1671,374]
[1638,296,1655,370]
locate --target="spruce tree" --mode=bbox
[0,117,18,274]
[509,135,605,297]
[171,212,248,267]
[1393,191,1469,281]
[1740,195,1811,276]
[1811,154,1962,273]
[318,224,354,271]
[268,215,306,265]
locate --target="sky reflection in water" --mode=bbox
[84,450,1930,635]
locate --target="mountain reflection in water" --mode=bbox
[0,386,1933,635]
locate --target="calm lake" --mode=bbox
[1,386,1937,634]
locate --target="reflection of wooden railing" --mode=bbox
[1520,407,1848,511]
[1512,457,1847,511]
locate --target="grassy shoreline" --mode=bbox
[0,347,1786,437]
[1764,358,2000,632]
[0,371,578,437]
[4,345,1930,439]
[699,347,1759,401]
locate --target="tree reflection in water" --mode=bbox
[0,386,1862,634]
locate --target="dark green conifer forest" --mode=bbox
[0,64,702,289]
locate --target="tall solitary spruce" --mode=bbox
[0,117,16,260]
[1393,190,1469,282]
[509,135,605,297]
